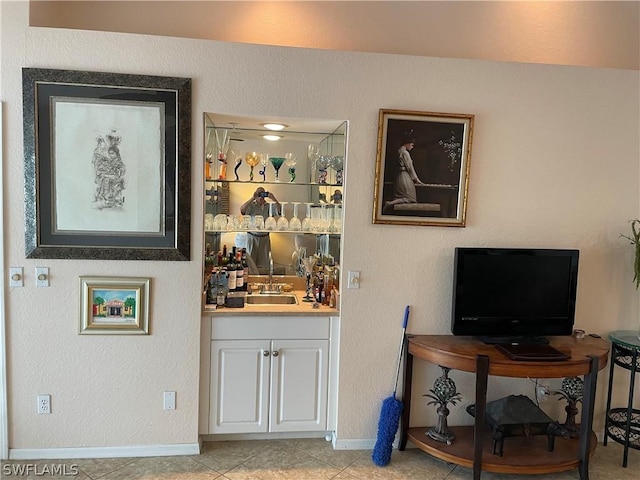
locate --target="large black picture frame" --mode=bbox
[23,68,191,260]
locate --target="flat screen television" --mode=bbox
[451,247,579,345]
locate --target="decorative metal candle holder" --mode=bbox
[553,376,584,438]
[424,366,462,445]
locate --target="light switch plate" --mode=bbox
[347,270,360,289]
[35,267,49,287]
[9,267,24,287]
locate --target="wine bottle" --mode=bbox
[241,248,249,291]
[227,252,236,292]
[235,250,244,291]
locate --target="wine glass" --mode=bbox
[259,153,268,182]
[214,128,231,180]
[330,155,344,185]
[307,144,320,184]
[230,149,243,181]
[319,204,331,232]
[302,202,313,232]
[289,202,302,231]
[284,152,297,183]
[265,202,277,230]
[301,255,317,302]
[330,204,342,233]
[277,202,289,231]
[270,156,285,182]
[316,155,331,184]
[245,152,260,181]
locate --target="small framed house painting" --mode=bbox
[79,276,150,335]
[373,109,474,227]
[22,68,191,260]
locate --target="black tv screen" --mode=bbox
[451,247,579,342]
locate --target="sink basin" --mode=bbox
[245,294,298,305]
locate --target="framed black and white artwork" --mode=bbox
[22,68,191,260]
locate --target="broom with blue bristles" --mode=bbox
[372,305,410,467]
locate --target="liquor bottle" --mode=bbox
[241,248,249,291]
[322,269,332,305]
[206,276,216,304]
[221,244,228,264]
[235,250,244,291]
[227,252,236,292]
[204,243,214,275]
[216,269,227,307]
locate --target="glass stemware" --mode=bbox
[289,202,302,231]
[302,202,313,232]
[330,205,342,233]
[316,155,331,184]
[301,255,317,302]
[265,202,277,231]
[230,149,243,181]
[284,152,297,183]
[319,204,331,232]
[259,153,268,182]
[330,155,344,185]
[245,152,260,181]
[307,144,320,184]
[277,202,289,231]
[214,128,231,180]
[270,156,285,182]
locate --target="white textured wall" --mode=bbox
[2,1,639,450]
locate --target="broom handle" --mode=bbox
[392,306,410,398]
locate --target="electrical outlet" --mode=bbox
[163,391,176,410]
[37,394,51,414]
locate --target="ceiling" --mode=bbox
[30,1,640,71]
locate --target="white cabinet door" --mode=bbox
[209,340,270,434]
[269,339,329,432]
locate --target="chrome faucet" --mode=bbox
[268,250,274,291]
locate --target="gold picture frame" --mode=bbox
[79,276,150,335]
[373,109,474,227]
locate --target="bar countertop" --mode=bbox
[202,290,339,317]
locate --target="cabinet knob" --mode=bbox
[263,350,270,357]
[272,350,279,357]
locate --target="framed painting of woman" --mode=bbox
[373,109,474,227]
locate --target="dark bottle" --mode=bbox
[241,248,249,291]
[221,245,228,266]
[227,252,236,292]
[235,250,244,291]
[204,243,214,275]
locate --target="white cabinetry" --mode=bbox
[210,338,328,433]
[200,315,337,436]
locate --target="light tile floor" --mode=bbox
[2,439,638,479]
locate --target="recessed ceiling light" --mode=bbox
[262,134,282,141]
[261,123,287,131]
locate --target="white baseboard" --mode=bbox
[201,431,330,442]
[332,437,377,450]
[9,443,200,460]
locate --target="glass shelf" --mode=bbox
[205,229,340,235]
[205,178,342,188]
